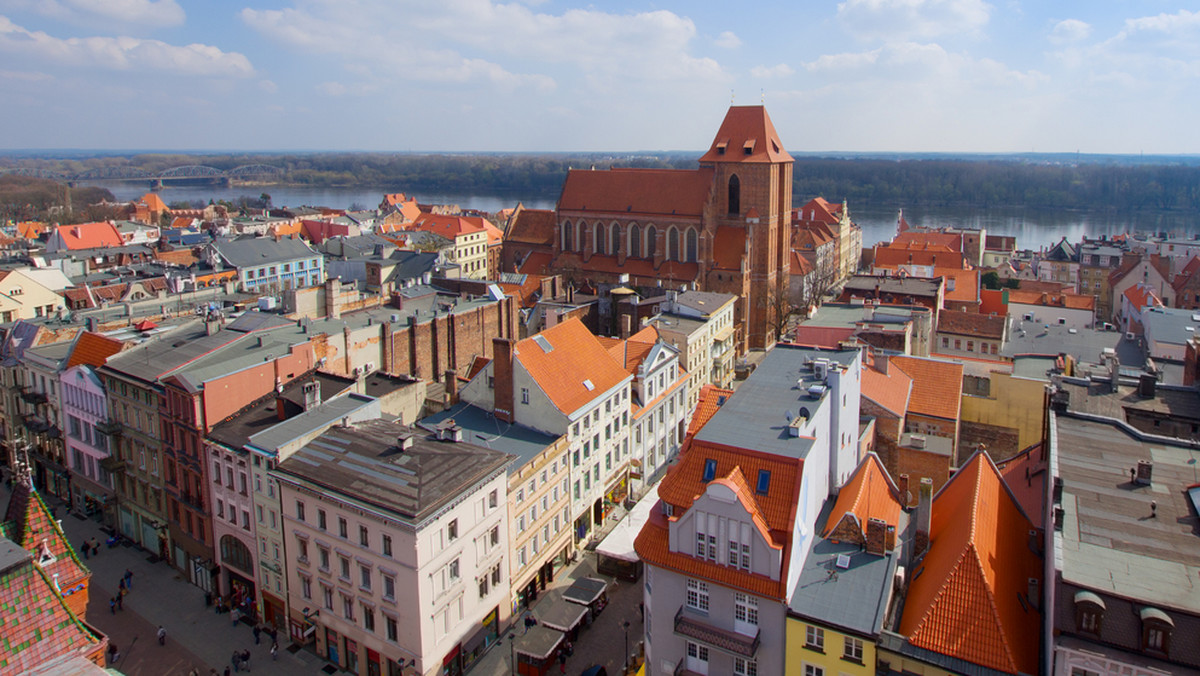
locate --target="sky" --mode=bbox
[0,1,1198,154]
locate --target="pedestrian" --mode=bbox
[253,624,261,644]
[80,540,89,559]
[124,568,133,589]
[224,668,231,676]
[109,597,116,615]
[231,651,241,673]
[107,643,118,665]
[90,538,100,556]
[231,607,240,626]
[270,641,278,661]
[116,593,123,611]
[241,649,252,671]
[118,577,125,593]
[157,625,166,646]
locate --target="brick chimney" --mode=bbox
[620,313,632,339]
[898,473,910,505]
[493,337,515,423]
[865,518,888,556]
[876,353,889,375]
[912,477,933,563]
[444,369,459,405]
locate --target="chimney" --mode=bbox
[876,353,889,375]
[493,337,515,423]
[275,395,288,421]
[620,313,632,339]
[885,524,897,553]
[566,285,575,304]
[303,381,321,411]
[1136,459,1153,486]
[913,477,933,563]
[1138,372,1157,397]
[898,473,910,505]
[444,369,459,405]
[865,518,888,556]
[397,431,416,451]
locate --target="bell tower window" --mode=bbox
[728,175,740,216]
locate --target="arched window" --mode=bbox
[728,174,740,215]
[685,228,698,262]
[561,221,573,251]
[629,224,642,258]
[594,222,607,255]
[646,226,657,258]
[220,535,253,574]
[667,227,680,262]
[611,223,622,254]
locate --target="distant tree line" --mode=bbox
[5,152,1200,215]
[0,176,113,224]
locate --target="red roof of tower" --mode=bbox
[698,106,793,164]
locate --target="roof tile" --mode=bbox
[889,355,962,421]
[516,318,629,415]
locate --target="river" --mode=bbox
[88,181,1198,252]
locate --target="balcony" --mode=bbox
[673,659,705,676]
[96,419,123,436]
[674,606,759,658]
[19,414,51,434]
[99,456,128,474]
[20,388,47,406]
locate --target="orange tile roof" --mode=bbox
[1006,290,1095,311]
[153,248,199,266]
[793,197,841,226]
[823,453,903,538]
[66,332,126,369]
[408,214,487,240]
[2,482,90,603]
[52,222,123,250]
[686,384,733,437]
[937,311,1006,340]
[698,105,794,164]
[506,209,557,246]
[790,251,814,276]
[558,168,714,217]
[898,452,1041,674]
[482,219,504,246]
[17,221,47,239]
[892,231,963,252]
[874,243,966,270]
[515,318,630,415]
[1122,284,1160,313]
[636,437,804,599]
[995,443,1046,530]
[712,226,746,271]
[938,268,979,304]
[979,288,1007,316]
[889,355,962,421]
[465,355,491,381]
[861,361,912,418]
[0,551,105,673]
[138,192,170,213]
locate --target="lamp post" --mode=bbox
[508,632,516,676]
[622,620,631,673]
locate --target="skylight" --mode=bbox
[835,554,851,569]
[582,379,594,391]
[756,470,771,495]
[702,458,717,483]
[532,335,552,353]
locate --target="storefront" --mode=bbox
[441,643,462,676]
[602,475,628,521]
[460,607,499,672]
[262,590,287,631]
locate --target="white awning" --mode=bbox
[595,485,660,562]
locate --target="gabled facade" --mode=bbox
[46,222,123,253]
[0,268,66,322]
[1109,253,1173,324]
[648,290,738,412]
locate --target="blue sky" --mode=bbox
[1,1,1197,154]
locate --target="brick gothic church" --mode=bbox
[511,105,793,350]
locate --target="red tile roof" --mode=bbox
[408,214,487,239]
[2,481,90,609]
[899,452,1041,674]
[686,384,733,437]
[66,332,126,369]
[559,167,714,217]
[0,552,105,673]
[1122,283,1160,313]
[939,268,979,304]
[823,453,903,538]
[995,443,1046,529]
[979,288,1007,316]
[790,251,814,276]
[937,311,1006,340]
[138,192,170,214]
[892,231,963,252]
[1006,290,1095,311]
[519,251,554,275]
[793,197,842,226]
[506,209,557,246]
[788,326,856,350]
[515,318,629,416]
[698,106,793,164]
[890,355,963,422]
[874,243,966,270]
[636,438,803,599]
[861,360,912,417]
[52,222,123,250]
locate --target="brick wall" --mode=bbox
[959,420,1021,463]
[896,447,952,506]
[826,513,864,545]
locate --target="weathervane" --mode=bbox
[730,89,735,104]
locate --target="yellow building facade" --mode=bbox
[959,371,1046,456]
[786,617,876,676]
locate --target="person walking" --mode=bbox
[270,641,278,661]
[124,568,133,589]
[230,607,240,626]
[115,593,123,611]
[118,577,125,593]
[80,540,89,559]
[157,626,167,646]
[109,597,116,615]
[253,625,261,644]
[241,649,252,672]
[90,538,100,556]
[231,651,241,673]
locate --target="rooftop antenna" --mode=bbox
[761,88,764,104]
[730,89,735,104]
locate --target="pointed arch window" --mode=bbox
[594,222,606,255]
[728,175,741,216]
[686,228,698,262]
[646,226,658,258]
[668,227,680,262]
[629,225,642,258]
[611,223,622,255]
[561,221,574,252]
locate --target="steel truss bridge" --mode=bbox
[1,164,285,184]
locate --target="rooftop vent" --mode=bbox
[835,554,851,569]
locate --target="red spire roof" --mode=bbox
[699,106,793,164]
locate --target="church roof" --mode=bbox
[698,106,793,164]
[558,168,713,217]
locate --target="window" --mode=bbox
[338,517,348,538]
[362,605,375,632]
[301,576,312,599]
[382,573,396,599]
[318,509,327,530]
[359,525,369,547]
[360,565,372,590]
[734,593,758,627]
[342,594,354,620]
[448,519,458,541]
[805,625,824,651]
[319,547,330,571]
[702,458,717,482]
[733,658,757,676]
[382,534,392,557]
[686,642,709,664]
[685,579,709,613]
[728,175,740,215]
[489,489,498,509]
[339,556,350,580]
[297,538,308,561]
[490,525,500,546]
[448,558,460,581]
[521,388,529,404]
[322,585,333,610]
[843,636,864,662]
[804,666,824,676]
[756,470,770,495]
[386,616,398,642]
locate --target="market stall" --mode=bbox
[563,577,609,616]
[594,485,659,581]
[514,625,565,676]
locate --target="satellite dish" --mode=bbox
[785,411,794,423]
[799,407,811,421]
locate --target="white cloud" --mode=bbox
[1120,9,1200,37]
[836,0,991,41]
[0,0,184,29]
[1049,19,1090,44]
[0,16,253,76]
[0,68,51,81]
[258,79,277,94]
[715,31,741,49]
[751,63,794,78]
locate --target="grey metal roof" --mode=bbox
[844,275,941,297]
[208,378,365,452]
[420,402,560,475]
[0,536,32,573]
[274,418,514,523]
[211,236,317,269]
[673,290,736,315]
[1142,306,1200,346]
[801,302,918,329]
[382,251,438,285]
[694,345,859,459]
[1053,414,1200,614]
[1001,319,1123,361]
[563,577,608,605]
[788,502,897,636]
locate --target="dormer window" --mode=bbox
[756,470,771,495]
[743,139,756,155]
[1074,590,1104,636]
[702,458,717,482]
[715,139,728,156]
[1140,606,1173,655]
[37,540,56,566]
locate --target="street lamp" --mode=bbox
[622,620,631,673]
[508,632,516,676]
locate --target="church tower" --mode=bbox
[698,106,793,349]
